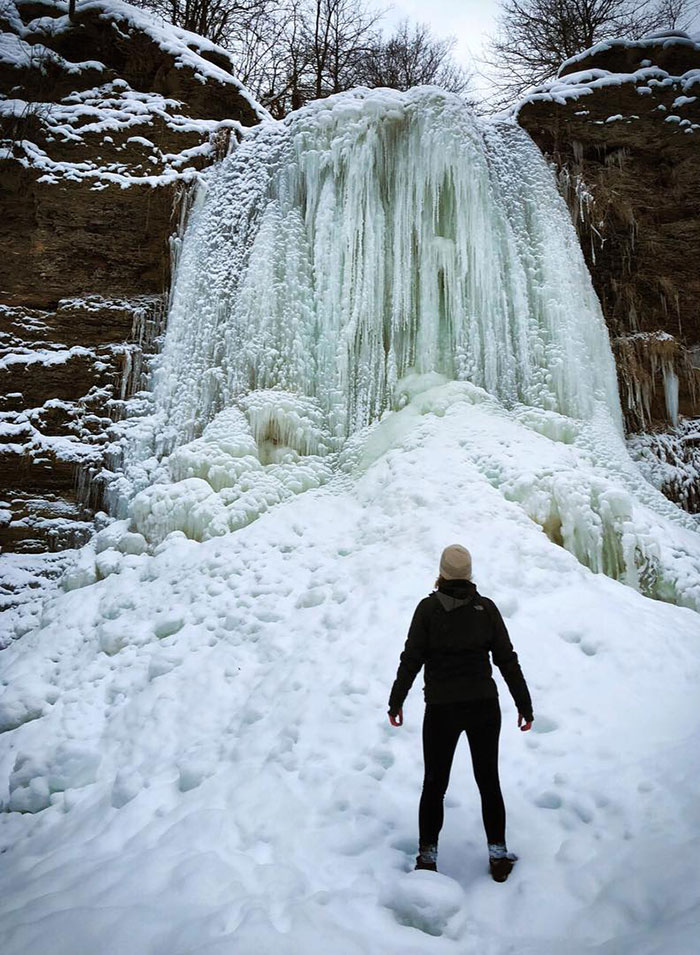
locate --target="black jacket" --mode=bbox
[388,580,533,722]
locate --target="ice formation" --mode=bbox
[614,331,694,431]
[129,400,334,545]
[629,418,700,513]
[111,87,700,608]
[149,87,622,447]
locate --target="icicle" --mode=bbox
[663,361,680,427]
[614,331,694,431]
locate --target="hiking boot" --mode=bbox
[415,844,438,872]
[489,855,516,882]
[488,844,518,882]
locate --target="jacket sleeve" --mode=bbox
[485,600,534,723]
[388,600,430,716]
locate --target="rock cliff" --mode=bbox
[517,31,700,510]
[0,0,264,553]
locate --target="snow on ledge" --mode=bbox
[558,31,700,78]
[515,65,700,118]
[78,0,269,120]
[515,32,700,118]
[1,0,270,187]
[5,0,268,121]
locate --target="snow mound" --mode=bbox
[101,378,700,608]
[1,385,699,954]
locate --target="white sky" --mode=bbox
[380,0,503,98]
[384,0,499,61]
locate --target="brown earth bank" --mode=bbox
[517,31,700,511]
[0,0,263,554]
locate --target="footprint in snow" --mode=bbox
[534,790,563,810]
[560,630,583,644]
[370,747,394,770]
[560,630,599,656]
[531,715,558,734]
[359,747,395,780]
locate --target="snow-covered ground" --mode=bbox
[1,384,700,954]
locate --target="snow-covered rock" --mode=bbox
[0,0,264,555]
[517,31,700,510]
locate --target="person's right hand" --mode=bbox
[518,713,533,732]
[389,709,403,727]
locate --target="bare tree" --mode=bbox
[132,0,472,115]
[308,0,383,98]
[229,0,311,116]
[133,0,381,110]
[131,0,260,46]
[235,0,384,113]
[484,0,698,107]
[359,20,472,94]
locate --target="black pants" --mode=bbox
[419,698,506,848]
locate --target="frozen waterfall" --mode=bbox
[151,87,623,449]
[109,87,700,609]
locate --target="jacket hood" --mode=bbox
[434,579,477,611]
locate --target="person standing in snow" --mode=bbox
[387,544,533,882]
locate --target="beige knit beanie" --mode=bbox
[439,544,472,581]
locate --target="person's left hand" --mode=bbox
[518,713,533,732]
[389,709,403,727]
